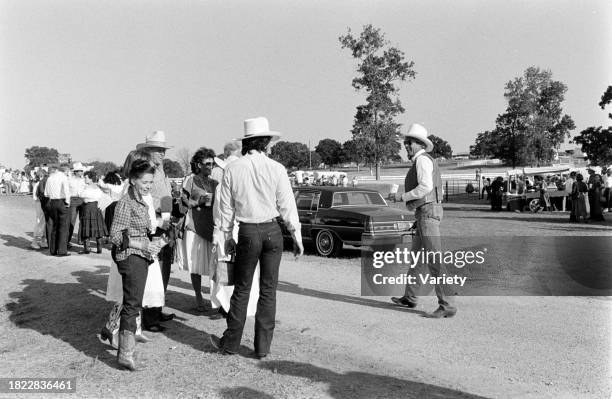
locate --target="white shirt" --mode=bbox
[604,175,612,189]
[402,149,434,202]
[218,151,301,240]
[68,176,86,197]
[44,171,70,205]
[564,177,575,194]
[98,180,125,201]
[81,184,103,203]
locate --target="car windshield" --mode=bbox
[331,191,387,207]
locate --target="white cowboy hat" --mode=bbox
[401,123,434,153]
[136,131,173,150]
[213,156,226,170]
[235,117,281,142]
[72,162,85,171]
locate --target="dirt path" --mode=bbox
[0,196,610,398]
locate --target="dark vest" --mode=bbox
[404,152,443,208]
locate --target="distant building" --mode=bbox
[58,153,72,165]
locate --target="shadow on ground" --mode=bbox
[258,360,491,399]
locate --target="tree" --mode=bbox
[428,135,452,159]
[24,146,59,169]
[269,141,311,169]
[175,148,192,176]
[89,161,119,178]
[573,86,612,166]
[163,159,184,178]
[309,151,322,169]
[315,139,343,168]
[472,67,575,167]
[339,24,416,179]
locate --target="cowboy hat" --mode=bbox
[235,117,281,142]
[136,131,173,150]
[72,162,85,171]
[400,123,434,153]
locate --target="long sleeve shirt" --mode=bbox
[218,151,301,242]
[110,186,153,262]
[44,172,71,205]
[402,149,434,202]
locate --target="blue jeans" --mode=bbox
[222,221,283,354]
[117,255,149,333]
[403,203,455,311]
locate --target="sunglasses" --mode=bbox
[403,140,414,146]
[200,162,215,167]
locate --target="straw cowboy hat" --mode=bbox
[401,123,434,153]
[136,131,173,150]
[235,117,281,142]
[72,162,85,171]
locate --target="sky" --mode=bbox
[1,0,610,169]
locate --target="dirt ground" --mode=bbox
[0,195,611,399]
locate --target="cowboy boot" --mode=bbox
[96,238,103,254]
[80,239,90,254]
[135,313,151,343]
[100,303,121,349]
[117,330,144,371]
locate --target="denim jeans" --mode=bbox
[117,255,149,333]
[403,203,455,311]
[222,221,283,354]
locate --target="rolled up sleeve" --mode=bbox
[218,169,235,233]
[276,169,301,241]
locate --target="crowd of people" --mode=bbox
[0,168,35,195]
[479,168,611,221]
[24,117,303,371]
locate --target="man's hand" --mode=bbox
[292,239,304,258]
[290,230,304,259]
[225,237,236,256]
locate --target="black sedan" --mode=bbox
[284,186,414,257]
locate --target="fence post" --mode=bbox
[445,181,448,202]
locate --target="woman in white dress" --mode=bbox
[180,148,217,312]
[100,150,165,347]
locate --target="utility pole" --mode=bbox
[309,139,312,169]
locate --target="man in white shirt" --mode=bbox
[210,117,303,358]
[391,123,456,318]
[44,165,71,256]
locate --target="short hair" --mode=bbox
[122,150,152,179]
[190,147,216,174]
[576,173,583,181]
[242,137,271,155]
[224,141,241,156]
[103,171,122,185]
[128,159,156,181]
[84,170,98,182]
[59,164,71,173]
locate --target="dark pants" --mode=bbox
[222,221,283,354]
[142,244,172,327]
[46,199,70,255]
[117,255,149,333]
[68,197,84,244]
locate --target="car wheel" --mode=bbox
[315,230,343,257]
[528,199,541,213]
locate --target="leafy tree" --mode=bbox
[89,161,119,178]
[599,85,612,119]
[340,137,376,168]
[573,86,612,166]
[309,151,322,169]
[24,146,59,169]
[473,67,575,167]
[175,148,192,176]
[315,139,343,168]
[163,159,184,178]
[428,135,452,159]
[339,24,416,179]
[269,141,310,169]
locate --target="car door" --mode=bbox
[295,190,320,240]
